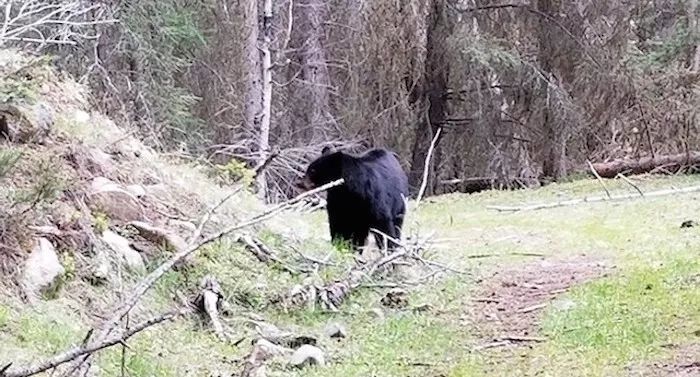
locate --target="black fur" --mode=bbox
[298,147,409,251]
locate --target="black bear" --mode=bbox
[297,146,409,251]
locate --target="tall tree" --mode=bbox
[293,0,336,142]
[408,0,450,195]
[243,0,273,200]
[537,0,567,179]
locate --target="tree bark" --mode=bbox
[294,0,337,141]
[590,152,700,178]
[536,0,567,179]
[408,0,448,196]
[243,0,263,143]
[243,0,272,201]
[256,0,273,200]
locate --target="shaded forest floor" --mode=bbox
[3,173,700,376]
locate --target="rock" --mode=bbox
[368,308,384,319]
[125,184,147,198]
[101,230,144,272]
[380,288,409,309]
[681,220,696,228]
[88,177,145,222]
[254,338,291,357]
[87,148,116,175]
[288,345,325,368]
[0,102,53,143]
[128,221,186,252]
[324,323,347,339]
[74,109,90,123]
[22,238,64,299]
[85,250,111,285]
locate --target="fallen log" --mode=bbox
[590,152,700,178]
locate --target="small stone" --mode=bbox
[289,344,325,368]
[324,323,347,339]
[368,308,384,319]
[22,238,64,299]
[101,230,144,272]
[380,288,408,309]
[125,184,147,198]
[86,250,111,285]
[681,220,696,228]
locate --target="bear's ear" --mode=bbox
[321,146,333,155]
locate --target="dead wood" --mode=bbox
[278,231,454,312]
[236,234,300,274]
[589,152,700,178]
[64,179,345,376]
[488,185,700,212]
[1,308,188,377]
[194,276,227,341]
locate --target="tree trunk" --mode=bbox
[255,0,273,200]
[243,0,272,201]
[294,0,336,142]
[537,0,567,179]
[243,0,263,142]
[591,152,700,178]
[408,0,448,196]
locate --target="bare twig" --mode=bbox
[188,185,246,244]
[415,127,442,206]
[616,173,644,197]
[66,179,344,375]
[487,185,700,212]
[517,303,547,314]
[587,160,611,199]
[1,308,188,377]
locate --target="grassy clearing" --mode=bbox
[2,175,700,376]
[412,175,700,376]
[536,256,700,376]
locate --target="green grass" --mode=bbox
[3,175,700,376]
[536,256,700,375]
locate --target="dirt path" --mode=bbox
[464,255,611,365]
[632,344,700,376]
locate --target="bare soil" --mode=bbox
[466,255,611,353]
[632,343,700,377]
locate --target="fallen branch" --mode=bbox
[589,152,700,178]
[1,308,188,377]
[236,234,301,274]
[66,179,345,376]
[278,231,454,312]
[487,185,700,212]
[587,160,611,199]
[616,173,644,197]
[195,276,227,341]
[189,185,246,244]
[517,303,547,314]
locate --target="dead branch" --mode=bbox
[589,152,700,178]
[587,160,611,199]
[278,231,453,312]
[1,308,188,377]
[195,276,227,341]
[487,185,700,212]
[236,234,301,274]
[66,179,345,376]
[0,1,117,49]
[415,127,442,206]
[616,173,644,197]
[189,185,246,244]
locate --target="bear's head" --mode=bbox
[296,146,343,190]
